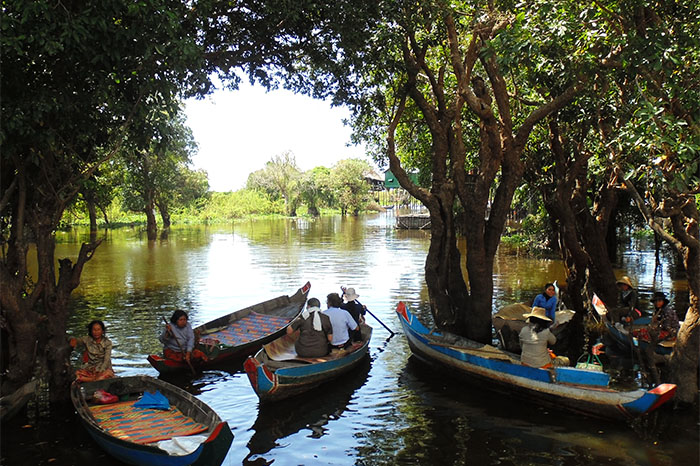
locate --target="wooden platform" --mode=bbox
[396,214,431,229]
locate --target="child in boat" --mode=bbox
[287,297,333,358]
[159,310,208,364]
[519,307,568,368]
[69,320,115,382]
[532,283,557,324]
[340,286,366,342]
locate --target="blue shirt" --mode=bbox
[532,294,557,323]
[323,307,358,346]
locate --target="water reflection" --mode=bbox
[244,358,371,465]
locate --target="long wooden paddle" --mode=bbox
[161,316,197,375]
[364,307,395,337]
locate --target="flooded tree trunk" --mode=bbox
[157,201,171,229]
[669,240,699,404]
[86,196,98,233]
[145,196,157,241]
[423,183,470,335]
[1,209,101,400]
[36,228,101,401]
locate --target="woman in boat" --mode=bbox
[324,293,359,351]
[159,310,208,364]
[69,320,115,382]
[633,292,680,342]
[340,286,366,342]
[518,307,567,368]
[287,297,333,358]
[532,283,557,324]
[615,276,642,323]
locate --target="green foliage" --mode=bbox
[605,0,700,195]
[298,166,334,216]
[330,159,373,216]
[199,190,282,221]
[246,152,301,216]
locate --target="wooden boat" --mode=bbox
[148,282,310,374]
[397,301,676,421]
[0,379,37,422]
[493,303,574,352]
[245,357,370,461]
[604,319,676,356]
[71,375,233,466]
[592,295,676,356]
[244,323,372,402]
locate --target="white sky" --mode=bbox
[184,82,368,192]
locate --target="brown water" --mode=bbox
[2,212,697,466]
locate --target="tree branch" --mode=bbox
[514,80,586,153]
[386,88,431,205]
[619,175,684,250]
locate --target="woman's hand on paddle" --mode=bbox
[165,324,173,336]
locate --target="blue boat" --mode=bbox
[397,302,676,421]
[604,319,676,356]
[71,375,233,466]
[244,323,372,402]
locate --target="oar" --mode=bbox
[364,307,395,337]
[162,316,196,375]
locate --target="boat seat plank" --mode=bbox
[200,312,290,347]
[89,400,208,444]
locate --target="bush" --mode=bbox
[199,189,283,221]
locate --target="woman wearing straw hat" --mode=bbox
[615,275,641,323]
[518,307,568,368]
[341,286,366,342]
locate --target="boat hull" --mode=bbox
[245,324,372,402]
[397,302,675,421]
[71,376,233,466]
[148,283,310,374]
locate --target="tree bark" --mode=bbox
[157,201,171,229]
[86,196,98,232]
[145,194,157,241]
[668,205,699,403]
[1,163,102,400]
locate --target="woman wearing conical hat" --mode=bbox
[615,275,641,323]
[518,307,568,368]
